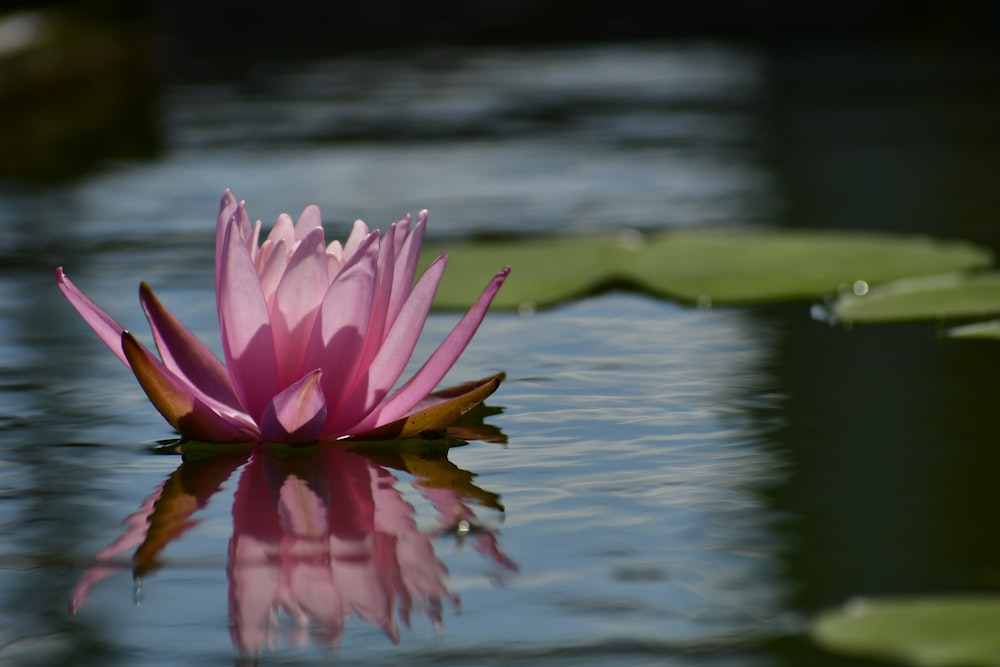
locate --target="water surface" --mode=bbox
[2,41,1000,667]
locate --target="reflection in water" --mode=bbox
[70,442,514,655]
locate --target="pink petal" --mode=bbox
[218,216,279,422]
[326,251,342,280]
[342,219,370,260]
[256,238,289,309]
[215,193,250,297]
[215,190,239,270]
[325,255,446,434]
[56,267,128,367]
[300,231,380,427]
[386,211,427,326]
[139,282,240,409]
[326,239,344,265]
[331,223,399,408]
[265,213,296,248]
[294,204,323,241]
[349,265,510,434]
[249,219,262,261]
[368,222,399,345]
[259,369,328,442]
[270,227,329,386]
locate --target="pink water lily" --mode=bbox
[57,190,509,442]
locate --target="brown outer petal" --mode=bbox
[139,282,240,408]
[350,372,505,441]
[122,332,258,442]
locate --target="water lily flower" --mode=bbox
[57,190,509,442]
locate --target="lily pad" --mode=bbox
[420,229,992,310]
[813,596,1000,667]
[948,319,1000,339]
[830,273,1000,324]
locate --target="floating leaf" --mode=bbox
[948,319,1000,339]
[830,273,1000,324]
[421,229,992,310]
[813,596,1000,667]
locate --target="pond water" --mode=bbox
[2,41,1000,667]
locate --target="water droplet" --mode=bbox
[810,302,838,325]
[133,577,143,607]
[456,519,471,536]
[852,280,869,296]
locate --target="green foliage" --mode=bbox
[813,596,1000,667]
[830,273,1000,325]
[948,319,1000,339]
[421,229,992,311]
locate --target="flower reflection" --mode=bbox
[71,440,514,655]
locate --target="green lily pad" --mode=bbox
[420,229,992,310]
[813,596,1000,667]
[948,319,1000,339]
[830,272,1000,324]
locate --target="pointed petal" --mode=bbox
[386,211,427,326]
[329,224,399,415]
[266,213,296,248]
[218,217,279,421]
[56,267,128,367]
[327,239,344,262]
[350,266,510,433]
[122,332,260,441]
[139,282,240,408]
[216,195,250,296]
[342,219,370,260]
[349,373,503,440]
[249,219,262,261]
[301,231,380,421]
[294,204,323,241]
[271,227,329,385]
[325,255,446,435]
[368,222,398,347]
[259,369,328,442]
[257,238,289,308]
[215,190,239,274]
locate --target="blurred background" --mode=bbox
[2,0,1000,242]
